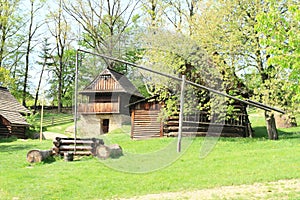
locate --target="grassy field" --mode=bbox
[0,112,299,199]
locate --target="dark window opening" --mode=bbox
[102,119,109,134]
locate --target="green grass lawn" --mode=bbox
[0,112,299,199]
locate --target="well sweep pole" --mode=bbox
[177,75,186,152]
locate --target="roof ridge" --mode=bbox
[106,67,125,76]
[0,86,8,90]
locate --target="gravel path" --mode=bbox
[42,131,68,140]
[124,179,300,200]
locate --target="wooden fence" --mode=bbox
[42,115,74,127]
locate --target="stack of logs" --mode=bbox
[26,137,123,163]
[52,137,123,159]
[52,137,104,156]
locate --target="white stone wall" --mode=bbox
[78,114,131,137]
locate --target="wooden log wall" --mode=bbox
[131,109,163,139]
[0,125,10,138]
[0,125,26,139]
[164,113,249,137]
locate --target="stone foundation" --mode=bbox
[78,114,131,137]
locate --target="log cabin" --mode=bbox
[0,87,30,138]
[129,96,252,139]
[78,68,143,135]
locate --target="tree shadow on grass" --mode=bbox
[252,126,300,140]
[0,141,39,153]
[0,137,18,143]
[42,156,56,164]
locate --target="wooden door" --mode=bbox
[102,119,109,134]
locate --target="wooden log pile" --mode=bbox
[52,137,123,159]
[52,137,104,156]
[26,138,123,163]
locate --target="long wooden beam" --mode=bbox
[77,49,285,114]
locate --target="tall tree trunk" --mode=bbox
[22,57,29,107]
[34,62,46,113]
[265,111,278,140]
[0,29,5,67]
[22,0,35,107]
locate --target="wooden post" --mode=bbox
[265,111,278,140]
[178,75,186,152]
[74,50,79,154]
[131,109,135,138]
[39,93,44,142]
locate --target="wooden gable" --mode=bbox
[85,72,122,92]
[81,68,143,97]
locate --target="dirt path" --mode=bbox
[42,131,68,140]
[124,179,300,200]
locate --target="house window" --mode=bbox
[100,75,111,80]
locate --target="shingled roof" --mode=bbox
[81,68,143,97]
[0,87,30,126]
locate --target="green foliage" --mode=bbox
[25,112,39,131]
[0,67,14,87]
[47,49,76,107]
[255,0,300,111]
[192,0,299,114]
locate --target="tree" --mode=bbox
[192,0,299,139]
[22,0,45,106]
[47,49,76,109]
[47,0,73,112]
[0,0,19,67]
[63,0,141,69]
[164,0,200,35]
[255,0,300,112]
[34,38,53,112]
[140,30,226,119]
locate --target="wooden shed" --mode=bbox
[130,96,252,139]
[0,87,30,138]
[129,97,164,138]
[78,68,144,135]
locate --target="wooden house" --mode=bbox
[129,96,252,139]
[0,87,30,138]
[78,68,143,135]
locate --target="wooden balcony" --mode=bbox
[78,102,120,113]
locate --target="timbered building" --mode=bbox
[78,68,143,135]
[129,97,164,138]
[0,87,30,138]
[129,96,252,139]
